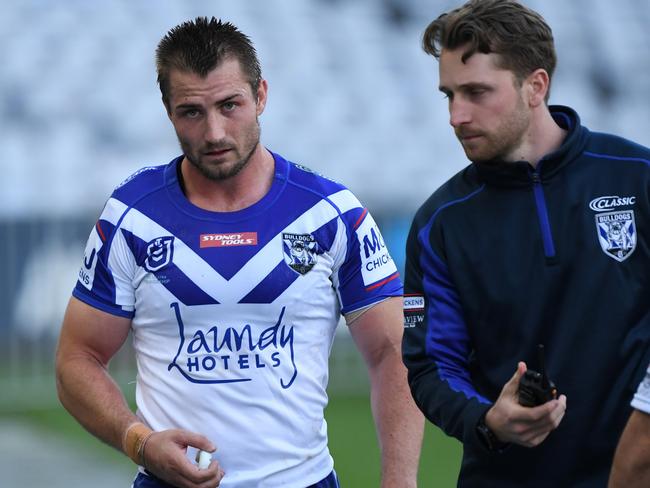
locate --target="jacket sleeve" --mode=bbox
[402,213,491,448]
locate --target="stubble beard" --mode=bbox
[461,96,530,164]
[181,121,261,181]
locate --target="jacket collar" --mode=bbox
[472,105,589,187]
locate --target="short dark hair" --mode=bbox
[423,0,556,94]
[156,17,262,108]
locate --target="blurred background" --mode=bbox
[1,0,649,486]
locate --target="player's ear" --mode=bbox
[524,69,550,108]
[255,79,268,116]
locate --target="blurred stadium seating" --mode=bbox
[1,0,649,409]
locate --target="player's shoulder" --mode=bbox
[585,130,650,162]
[286,159,347,192]
[413,163,483,228]
[282,155,363,212]
[110,160,172,206]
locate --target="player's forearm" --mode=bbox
[56,353,138,453]
[609,411,650,488]
[609,448,650,488]
[368,351,424,488]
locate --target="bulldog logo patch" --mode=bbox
[595,210,636,262]
[282,233,318,275]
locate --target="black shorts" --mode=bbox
[132,469,340,487]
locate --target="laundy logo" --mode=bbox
[167,304,298,389]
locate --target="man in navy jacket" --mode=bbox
[403,0,650,486]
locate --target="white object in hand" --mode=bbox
[197,450,211,469]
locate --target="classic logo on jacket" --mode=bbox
[145,236,174,272]
[595,211,636,262]
[282,233,318,275]
[589,195,636,212]
[590,194,637,262]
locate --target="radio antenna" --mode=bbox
[537,344,549,388]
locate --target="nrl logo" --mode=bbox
[282,233,318,275]
[595,211,636,262]
[145,236,174,272]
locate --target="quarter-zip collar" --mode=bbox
[471,105,590,188]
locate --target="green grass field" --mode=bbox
[8,393,461,487]
[327,395,462,486]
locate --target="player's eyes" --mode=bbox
[183,109,201,118]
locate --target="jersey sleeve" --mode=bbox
[401,212,491,449]
[329,195,402,315]
[72,197,137,318]
[632,364,650,414]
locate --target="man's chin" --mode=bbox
[463,146,500,164]
[199,160,248,182]
[463,148,486,164]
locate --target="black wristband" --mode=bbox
[476,412,509,453]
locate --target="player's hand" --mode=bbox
[142,429,225,488]
[485,362,567,448]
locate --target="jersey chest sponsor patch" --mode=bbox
[200,232,258,248]
[595,210,636,262]
[167,304,298,389]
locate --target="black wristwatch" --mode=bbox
[476,412,509,452]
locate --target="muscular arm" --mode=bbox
[56,297,223,488]
[55,296,137,451]
[348,297,424,488]
[609,409,650,488]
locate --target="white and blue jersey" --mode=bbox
[632,364,650,414]
[73,151,401,487]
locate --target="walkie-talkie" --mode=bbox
[518,344,558,407]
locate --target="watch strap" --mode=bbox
[476,411,509,453]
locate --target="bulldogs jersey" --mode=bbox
[632,364,650,414]
[73,152,401,487]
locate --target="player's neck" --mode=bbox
[180,145,275,213]
[521,107,567,168]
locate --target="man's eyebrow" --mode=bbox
[439,82,497,99]
[174,102,201,110]
[215,93,243,104]
[440,82,492,92]
[174,93,243,110]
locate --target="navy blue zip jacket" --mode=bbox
[403,106,650,487]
